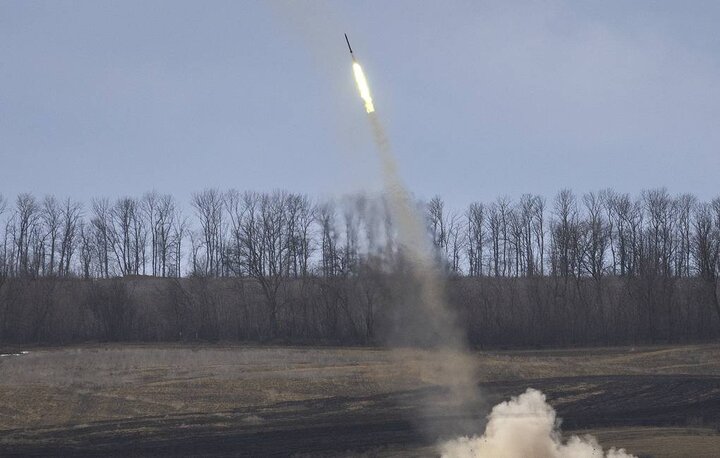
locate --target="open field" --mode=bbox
[1,344,720,457]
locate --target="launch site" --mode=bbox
[1,1,720,457]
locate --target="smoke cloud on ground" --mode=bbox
[440,389,636,458]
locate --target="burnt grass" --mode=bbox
[2,373,720,457]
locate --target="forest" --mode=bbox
[1,188,719,346]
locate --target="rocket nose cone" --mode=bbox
[345,33,354,55]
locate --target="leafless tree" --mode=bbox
[427,196,448,266]
[192,189,225,276]
[59,198,82,276]
[78,220,94,279]
[0,194,7,292]
[674,193,696,277]
[109,197,144,275]
[447,210,465,274]
[486,202,501,276]
[532,195,546,276]
[318,201,340,277]
[156,194,177,277]
[498,197,511,276]
[143,191,160,276]
[239,191,292,335]
[341,196,361,275]
[693,202,720,324]
[466,202,485,276]
[41,196,61,276]
[551,189,578,277]
[581,192,609,279]
[507,205,524,277]
[170,211,187,277]
[91,198,112,277]
[14,193,41,276]
[643,188,675,277]
[292,194,316,277]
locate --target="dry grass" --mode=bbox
[1,343,719,456]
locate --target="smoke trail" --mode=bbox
[354,30,632,458]
[365,92,635,458]
[366,111,481,436]
[368,112,462,349]
[440,389,636,458]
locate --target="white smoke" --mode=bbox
[440,389,636,458]
[361,40,631,458]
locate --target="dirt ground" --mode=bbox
[1,344,719,457]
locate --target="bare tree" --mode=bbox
[447,211,465,274]
[675,193,696,277]
[41,196,62,276]
[192,189,225,277]
[551,190,578,277]
[292,194,316,277]
[318,201,340,277]
[143,191,160,276]
[109,197,143,275]
[225,189,247,277]
[59,198,82,276]
[581,192,609,279]
[486,202,501,276]
[609,193,643,277]
[507,205,524,277]
[643,188,675,277]
[14,193,40,276]
[466,202,485,276]
[170,211,187,277]
[78,220,94,279]
[156,194,177,277]
[693,202,720,324]
[91,198,112,277]
[498,197,512,276]
[427,196,448,267]
[235,191,293,336]
[0,194,7,291]
[341,196,361,275]
[532,195,546,276]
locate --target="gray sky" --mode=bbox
[2,0,719,208]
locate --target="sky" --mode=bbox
[2,0,720,209]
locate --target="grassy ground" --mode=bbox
[1,344,719,456]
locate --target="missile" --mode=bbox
[345,33,356,61]
[345,33,374,112]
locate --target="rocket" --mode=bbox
[345,33,356,62]
[346,33,375,113]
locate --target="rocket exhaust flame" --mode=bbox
[345,34,374,113]
[352,62,375,113]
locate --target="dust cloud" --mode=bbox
[440,389,636,458]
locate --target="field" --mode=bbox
[1,344,720,457]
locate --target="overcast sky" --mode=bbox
[2,0,719,208]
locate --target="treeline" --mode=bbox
[1,188,719,346]
[1,275,717,346]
